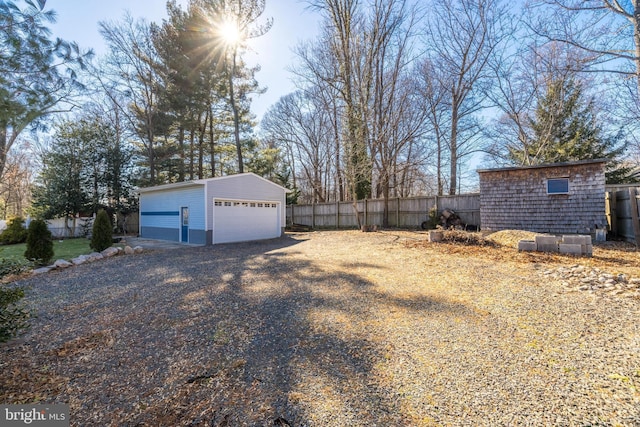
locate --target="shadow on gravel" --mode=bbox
[5,234,474,426]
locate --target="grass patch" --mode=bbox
[0,238,93,262]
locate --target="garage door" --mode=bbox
[213,199,280,244]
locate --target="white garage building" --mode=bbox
[138,173,288,245]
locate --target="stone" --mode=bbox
[32,266,53,275]
[559,243,582,255]
[518,240,537,252]
[87,252,104,262]
[124,246,135,255]
[71,255,87,265]
[133,246,144,254]
[54,259,73,269]
[428,230,443,242]
[101,247,119,257]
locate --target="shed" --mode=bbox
[138,173,288,245]
[478,159,607,234]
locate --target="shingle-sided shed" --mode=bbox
[478,159,607,234]
[138,173,288,245]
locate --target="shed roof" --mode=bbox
[477,159,607,174]
[137,172,290,194]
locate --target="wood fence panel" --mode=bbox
[611,187,640,244]
[437,194,481,226]
[286,194,481,229]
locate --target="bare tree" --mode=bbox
[530,0,640,94]
[366,0,427,226]
[261,90,334,203]
[99,14,164,184]
[424,0,508,194]
[0,145,32,219]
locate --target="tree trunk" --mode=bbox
[229,49,243,173]
[449,100,459,195]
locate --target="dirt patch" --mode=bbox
[2,230,639,426]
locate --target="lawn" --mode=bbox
[0,238,92,261]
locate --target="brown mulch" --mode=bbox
[1,230,640,426]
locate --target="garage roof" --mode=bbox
[137,172,290,194]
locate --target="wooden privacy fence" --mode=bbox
[287,194,481,229]
[606,185,640,245]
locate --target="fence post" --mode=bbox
[336,201,339,229]
[312,204,316,228]
[291,204,294,225]
[610,191,617,235]
[364,199,368,226]
[396,197,400,227]
[630,188,640,246]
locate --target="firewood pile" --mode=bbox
[440,208,464,229]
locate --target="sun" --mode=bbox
[219,19,241,46]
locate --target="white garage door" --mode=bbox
[213,199,280,244]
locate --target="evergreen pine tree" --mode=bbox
[24,219,54,266]
[91,210,112,252]
[509,77,637,183]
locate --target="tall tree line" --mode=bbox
[262,0,639,215]
[3,0,640,224]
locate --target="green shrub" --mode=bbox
[0,258,32,279]
[421,207,440,230]
[0,217,28,245]
[91,210,112,252]
[24,219,54,266]
[0,285,30,343]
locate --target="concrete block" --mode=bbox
[562,235,589,245]
[535,235,558,246]
[538,243,559,252]
[559,243,583,255]
[518,240,537,252]
[585,244,593,256]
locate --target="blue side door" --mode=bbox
[181,207,189,242]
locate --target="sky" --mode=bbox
[47,0,322,122]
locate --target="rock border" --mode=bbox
[543,264,640,297]
[31,245,144,276]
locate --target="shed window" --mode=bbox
[547,178,569,194]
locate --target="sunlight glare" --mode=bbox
[219,19,241,46]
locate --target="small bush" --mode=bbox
[421,207,440,230]
[0,258,32,279]
[24,219,54,266]
[0,217,28,245]
[91,210,112,252]
[0,285,30,343]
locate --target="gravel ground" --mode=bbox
[1,230,639,426]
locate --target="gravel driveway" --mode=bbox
[2,230,639,426]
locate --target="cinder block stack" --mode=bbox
[517,234,593,256]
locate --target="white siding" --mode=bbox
[204,174,286,230]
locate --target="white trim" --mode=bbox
[546,178,570,195]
